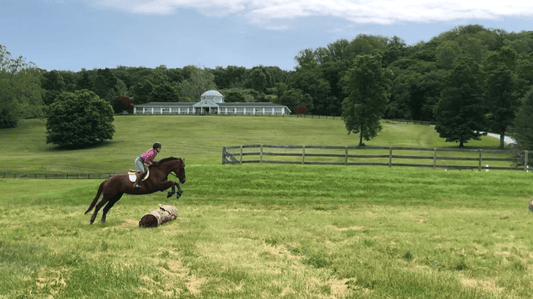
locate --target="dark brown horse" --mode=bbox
[85,157,186,224]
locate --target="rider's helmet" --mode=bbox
[153,142,162,149]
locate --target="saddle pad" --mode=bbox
[127,169,150,182]
[128,171,137,182]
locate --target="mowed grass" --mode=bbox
[2,165,533,298]
[2,116,532,298]
[0,115,508,173]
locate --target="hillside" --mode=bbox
[0,116,503,173]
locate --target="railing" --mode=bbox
[222,145,531,171]
[1,173,118,179]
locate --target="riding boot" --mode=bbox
[133,172,143,188]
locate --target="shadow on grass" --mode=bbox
[43,140,120,152]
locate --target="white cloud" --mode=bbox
[92,0,533,27]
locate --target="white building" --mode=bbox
[133,90,292,115]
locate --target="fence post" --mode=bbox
[302,145,305,165]
[240,145,243,165]
[345,147,348,166]
[260,144,263,164]
[389,147,392,167]
[222,147,225,165]
[433,148,437,168]
[478,149,482,171]
[525,150,529,172]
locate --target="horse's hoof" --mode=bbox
[167,192,173,198]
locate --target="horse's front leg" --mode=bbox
[167,185,176,198]
[175,182,183,199]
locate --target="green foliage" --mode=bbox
[178,66,217,101]
[434,58,486,147]
[149,82,179,102]
[45,90,115,147]
[342,54,393,146]
[248,67,267,93]
[485,61,521,148]
[223,90,245,102]
[131,77,153,104]
[0,45,44,128]
[511,87,533,151]
[93,68,120,103]
[113,96,133,114]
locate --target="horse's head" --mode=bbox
[173,158,186,184]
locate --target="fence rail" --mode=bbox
[222,144,530,172]
[1,173,119,179]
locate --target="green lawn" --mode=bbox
[1,116,532,298]
[0,116,507,173]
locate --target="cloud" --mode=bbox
[92,0,533,27]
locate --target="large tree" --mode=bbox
[0,45,43,128]
[46,90,114,147]
[178,66,217,101]
[341,54,393,146]
[511,87,533,152]
[486,69,520,148]
[434,59,486,147]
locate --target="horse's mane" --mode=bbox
[155,157,183,165]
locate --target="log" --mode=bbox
[139,205,178,228]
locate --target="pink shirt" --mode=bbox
[140,149,157,165]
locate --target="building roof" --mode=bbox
[134,102,289,108]
[201,90,223,97]
[134,102,197,107]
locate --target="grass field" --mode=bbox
[0,115,512,173]
[1,116,533,298]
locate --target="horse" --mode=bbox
[85,157,186,224]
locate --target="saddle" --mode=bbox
[128,169,150,183]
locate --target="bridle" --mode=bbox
[168,159,185,182]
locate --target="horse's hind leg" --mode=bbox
[101,192,124,223]
[90,190,114,224]
[85,181,106,214]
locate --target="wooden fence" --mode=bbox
[1,173,118,179]
[222,145,531,171]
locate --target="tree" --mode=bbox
[178,66,217,101]
[486,65,520,148]
[248,68,267,93]
[94,68,120,103]
[132,77,153,104]
[434,59,486,147]
[41,70,66,105]
[149,82,180,102]
[46,90,115,147]
[224,90,245,102]
[511,87,533,152]
[77,69,94,91]
[341,54,393,146]
[295,104,308,115]
[0,44,43,128]
[113,96,133,114]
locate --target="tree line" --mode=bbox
[1,24,533,151]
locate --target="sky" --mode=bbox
[1,0,532,72]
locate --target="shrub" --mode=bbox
[46,89,115,147]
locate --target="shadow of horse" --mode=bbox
[85,157,185,224]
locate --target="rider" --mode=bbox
[133,142,162,188]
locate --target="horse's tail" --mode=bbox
[85,180,106,214]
